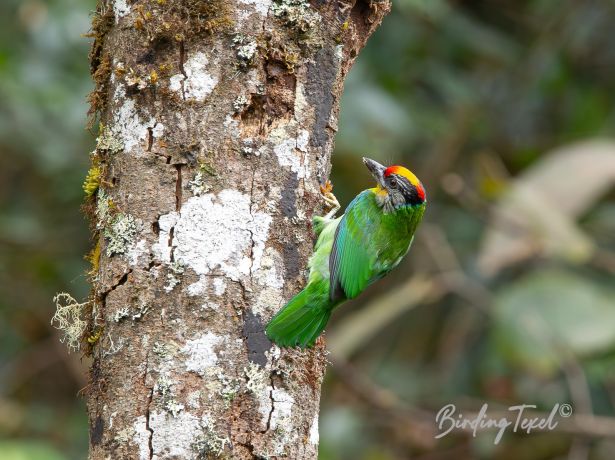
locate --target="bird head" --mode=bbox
[363,157,426,211]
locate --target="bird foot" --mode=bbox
[320,180,340,219]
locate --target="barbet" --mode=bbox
[266,158,427,348]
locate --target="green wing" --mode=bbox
[329,191,379,301]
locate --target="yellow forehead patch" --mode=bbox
[384,165,421,187]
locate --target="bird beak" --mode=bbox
[363,157,387,187]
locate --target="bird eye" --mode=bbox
[388,177,398,189]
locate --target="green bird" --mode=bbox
[266,157,427,348]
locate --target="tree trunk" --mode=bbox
[85,1,389,458]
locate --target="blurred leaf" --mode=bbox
[0,441,66,460]
[319,407,370,460]
[479,140,615,276]
[328,275,438,359]
[493,270,615,375]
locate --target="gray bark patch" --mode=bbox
[305,46,338,148]
[283,241,302,280]
[90,415,104,447]
[280,174,299,218]
[242,309,272,366]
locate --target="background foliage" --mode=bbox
[1,0,615,459]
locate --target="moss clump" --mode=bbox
[83,165,102,198]
[86,239,102,276]
[189,159,219,195]
[198,160,217,176]
[266,41,301,73]
[184,0,234,35]
[87,328,103,345]
[85,4,114,128]
[132,0,233,42]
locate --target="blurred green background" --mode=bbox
[2,0,615,459]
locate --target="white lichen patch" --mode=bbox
[187,277,208,296]
[132,416,150,460]
[101,333,125,357]
[244,362,269,394]
[245,356,297,441]
[200,302,219,312]
[272,0,321,31]
[152,122,165,139]
[335,43,344,61]
[152,190,272,282]
[135,411,216,459]
[169,52,218,101]
[188,171,210,196]
[111,84,155,153]
[212,277,226,296]
[195,416,230,457]
[217,372,241,404]
[155,375,185,417]
[164,262,185,293]
[238,0,272,17]
[309,413,319,445]
[165,400,185,417]
[96,189,112,229]
[233,35,258,68]
[104,213,138,257]
[273,128,311,179]
[127,239,148,267]
[131,303,149,321]
[113,307,130,323]
[153,341,178,360]
[182,332,225,376]
[253,247,285,289]
[269,387,295,431]
[223,114,240,141]
[246,362,279,430]
[96,125,124,154]
[164,273,180,292]
[151,212,177,263]
[233,94,249,112]
[265,344,282,362]
[113,0,131,21]
[253,287,285,317]
[186,391,201,409]
[149,411,202,459]
[242,138,257,156]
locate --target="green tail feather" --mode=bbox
[266,285,332,348]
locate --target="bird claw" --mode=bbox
[320,180,333,196]
[320,180,340,219]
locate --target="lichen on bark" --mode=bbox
[83,0,390,458]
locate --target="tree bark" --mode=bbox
[85,1,389,458]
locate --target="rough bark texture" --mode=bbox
[85,1,389,458]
